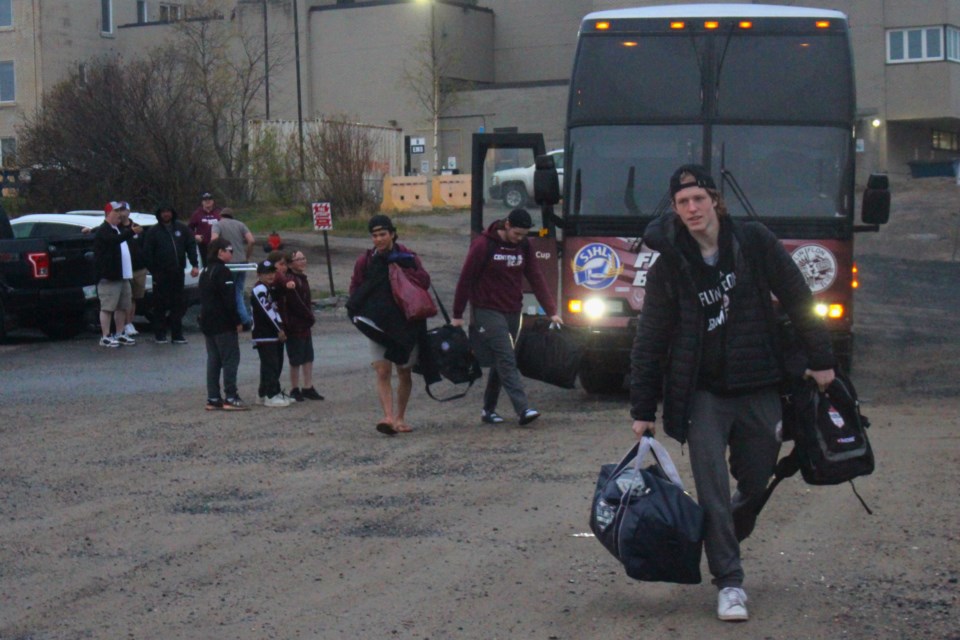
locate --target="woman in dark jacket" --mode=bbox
[199,237,247,411]
[347,215,430,436]
[629,165,835,622]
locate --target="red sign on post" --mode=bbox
[312,202,333,231]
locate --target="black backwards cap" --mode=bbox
[368,214,395,234]
[506,208,533,229]
[670,164,717,197]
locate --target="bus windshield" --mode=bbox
[570,31,853,126]
[566,22,854,221]
[568,123,850,219]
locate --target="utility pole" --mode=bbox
[293,0,305,181]
[263,0,270,119]
[430,1,439,177]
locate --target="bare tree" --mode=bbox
[304,118,380,217]
[17,53,214,211]
[172,0,289,199]
[401,7,465,176]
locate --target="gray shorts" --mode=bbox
[368,339,418,369]
[98,279,132,312]
[130,268,148,300]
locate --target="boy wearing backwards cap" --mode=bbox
[251,259,292,408]
[629,164,836,621]
[452,208,562,426]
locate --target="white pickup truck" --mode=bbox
[489,149,564,208]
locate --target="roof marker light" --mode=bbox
[739,21,753,29]
[815,20,830,29]
[670,21,685,30]
[595,21,610,30]
[623,41,638,47]
[704,21,719,30]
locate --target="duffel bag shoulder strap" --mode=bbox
[424,374,476,402]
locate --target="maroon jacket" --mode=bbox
[282,270,316,338]
[452,220,556,319]
[187,206,222,246]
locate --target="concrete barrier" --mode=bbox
[381,176,431,211]
[431,175,471,208]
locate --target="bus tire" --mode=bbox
[578,364,626,394]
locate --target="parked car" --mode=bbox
[2,211,200,339]
[489,149,564,208]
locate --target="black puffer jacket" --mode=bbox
[629,214,835,444]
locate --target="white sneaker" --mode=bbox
[115,333,136,346]
[124,323,139,336]
[99,335,120,348]
[263,393,293,408]
[717,587,749,621]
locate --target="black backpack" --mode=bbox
[735,370,874,541]
[784,372,874,486]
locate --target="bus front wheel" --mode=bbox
[578,363,626,394]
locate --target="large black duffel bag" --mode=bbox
[589,436,704,584]
[515,320,582,389]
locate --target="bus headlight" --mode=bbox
[584,298,606,319]
[815,303,844,319]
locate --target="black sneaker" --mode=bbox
[481,410,505,424]
[289,388,305,402]
[223,397,249,411]
[300,386,324,401]
[154,335,169,344]
[171,336,188,345]
[205,398,224,411]
[519,408,541,426]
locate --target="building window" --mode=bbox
[887,27,945,63]
[159,3,182,22]
[101,0,113,34]
[0,0,12,28]
[932,130,960,152]
[137,1,147,24]
[0,61,14,102]
[1,137,16,167]
[947,26,960,62]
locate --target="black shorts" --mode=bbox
[286,335,315,366]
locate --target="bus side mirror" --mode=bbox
[534,154,561,206]
[861,173,890,225]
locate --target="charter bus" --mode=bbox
[503,3,891,393]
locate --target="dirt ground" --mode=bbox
[1,178,958,639]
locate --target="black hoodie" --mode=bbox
[143,207,199,274]
[629,213,835,443]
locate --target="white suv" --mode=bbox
[489,149,564,208]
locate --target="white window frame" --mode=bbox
[0,60,14,103]
[101,0,113,35]
[887,26,944,63]
[159,3,182,22]
[0,0,13,29]
[137,1,148,24]
[0,137,16,167]
[947,26,960,62]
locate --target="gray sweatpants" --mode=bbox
[685,388,782,589]
[474,308,528,417]
[205,332,241,401]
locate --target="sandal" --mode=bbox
[376,422,397,436]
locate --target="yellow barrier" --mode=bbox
[431,175,471,208]
[381,176,431,212]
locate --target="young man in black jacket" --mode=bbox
[629,165,835,622]
[199,237,247,411]
[143,205,199,344]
